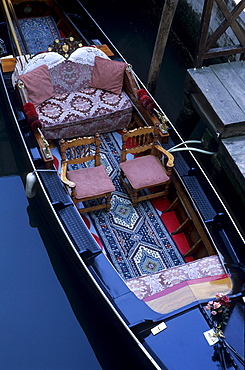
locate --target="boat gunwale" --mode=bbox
[1,2,244,368]
[2,0,244,244]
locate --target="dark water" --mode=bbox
[81,0,187,124]
[0,122,102,368]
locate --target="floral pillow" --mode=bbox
[90,56,127,95]
[19,64,54,105]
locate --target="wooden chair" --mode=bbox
[120,125,174,206]
[60,134,115,213]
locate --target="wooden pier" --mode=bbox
[185,60,245,209]
[180,0,245,215]
[185,61,245,138]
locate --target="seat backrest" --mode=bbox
[49,60,93,93]
[60,133,101,166]
[120,125,159,162]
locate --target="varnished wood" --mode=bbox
[171,217,191,235]
[170,171,215,257]
[95,44,114,56]
[145,276,232,314]
[60,135,101,166]
[162,196,179,213]
[183,239,202,257]
[120,125,174,206]
[0,57,16,72]
[123,68,170,140]
[60,134,114,213]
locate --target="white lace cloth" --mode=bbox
[19,46,109,74]
[12,47,110,86]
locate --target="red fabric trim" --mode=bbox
[53,155,59,171]
[151,198,170,212]
[161,211,179,233]
[172,233,191,255]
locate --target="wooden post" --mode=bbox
[147,0,179,96]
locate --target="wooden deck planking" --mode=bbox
[230,61,245,84]
[188,66,245,126]
[185,62,245,206]
[210,62,245,114]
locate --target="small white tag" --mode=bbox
[203,329,219,346]
[151,321,167,336]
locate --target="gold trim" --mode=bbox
[2,0,22,55]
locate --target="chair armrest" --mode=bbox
[155,144,174,168]
[60,162,76,188]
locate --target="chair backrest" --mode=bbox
[120,125,159,162]
[60,133,101,166]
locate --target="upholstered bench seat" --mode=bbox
[17,47,133,139]
[37,86,133,140]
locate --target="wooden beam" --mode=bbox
[184,239,202,257]
[215,0,245,46]
[204,44,245,59]
[194,0,245,67]
[147,0,179,96]
[194,0,214,68]
[1,0,22,55]
[205,0,245,51]
[171,217,191,234]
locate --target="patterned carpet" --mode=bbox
[74,132,185,280]
[15,16,60,55]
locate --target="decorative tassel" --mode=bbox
[23,102,40,127]
[23,102,36,114]
[31,120,42,131]
[137,89,157,114]
[137,89,148,98]
[25,109,38,123]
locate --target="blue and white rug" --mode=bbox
[15,16,60,55]
[73,132,185,280]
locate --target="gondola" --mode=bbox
[0,0,244,369]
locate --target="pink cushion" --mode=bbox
[120,155,169,189]
[19,64,54,105]
[90,56,127,95]
[49,61,93,93]
[67,165,115,198]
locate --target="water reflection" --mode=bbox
[0,111,101,369]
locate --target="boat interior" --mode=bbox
[0,0,233,315]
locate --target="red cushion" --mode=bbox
[67,165,115,199]
[160,211,179,233]
[19,64,54,105]
[120,155,169,190]
[90,56,126,95]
